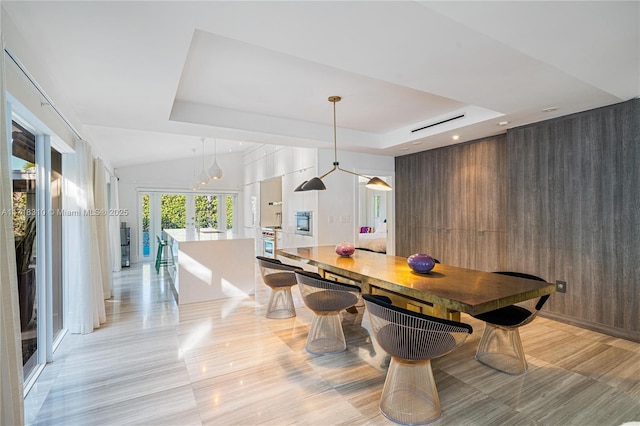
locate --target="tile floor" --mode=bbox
[24,261,640,425]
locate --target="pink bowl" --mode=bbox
[335,242,355,257]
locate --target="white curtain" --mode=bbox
[64,140,106,334]
[94,159,112,299]
[108,173,121,272]
[0,34,26,425]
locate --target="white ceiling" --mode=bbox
[2,1,638,169]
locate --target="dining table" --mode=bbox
[276,245,555,321]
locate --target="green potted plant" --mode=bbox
[14,216,36,330]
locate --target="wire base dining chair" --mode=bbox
[295,271,361,355]
[363,294,473,424]
[473,271,550,375]
[256,256,302,319]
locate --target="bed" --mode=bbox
[357,223,387,253]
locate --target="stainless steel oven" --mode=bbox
[295,211,312,236]
[263,238,275,258]
[261,227,279,258]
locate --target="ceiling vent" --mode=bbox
[411,113,466,133]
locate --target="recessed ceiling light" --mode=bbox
[400,147,409,151]
[498,121,509,126]
[542,107,558,113]
[452,134,460,141]
[412,141,423,145]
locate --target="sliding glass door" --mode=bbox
[11,121,39,379]
[10,119,64,386]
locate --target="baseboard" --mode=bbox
[539,311,640,343]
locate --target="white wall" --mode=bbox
[116,151,244,263]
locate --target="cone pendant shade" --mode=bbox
[208,159,223,180]
[366,177,392,191]
[301,177,326,191]
[294,181,308,192]
[208,138,223,180]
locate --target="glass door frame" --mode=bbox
[35,134,52,367]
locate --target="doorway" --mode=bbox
[356,175,394,255]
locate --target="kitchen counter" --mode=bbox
[163,228,245,242]
[163,229,255,304]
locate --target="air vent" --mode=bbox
[411,113,466,133]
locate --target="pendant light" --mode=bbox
[295,96,392,192]
[197,138,209,186]
[207,138,223,180]
[191,148,199,191]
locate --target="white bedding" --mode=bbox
[357,232,387,253]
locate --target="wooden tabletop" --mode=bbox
[277,246,555,316]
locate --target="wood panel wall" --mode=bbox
[395,98,639,341]
[507,99,639,340]
[396,135,508,272]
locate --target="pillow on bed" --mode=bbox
[375,222,387,233]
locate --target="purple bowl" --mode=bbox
[407,253,435,273]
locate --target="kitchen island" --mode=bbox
[163,229,255,305]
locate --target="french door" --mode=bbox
[139,191,236,260]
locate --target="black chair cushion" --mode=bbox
[263,272,298,289]
[473,305,532,327]
[471,271,547,326]
[304,290,358,313]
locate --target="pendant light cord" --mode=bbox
[201,138,206,170]
[333,98,338,165]
[319,96,340,179]
[327,96,371,180]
